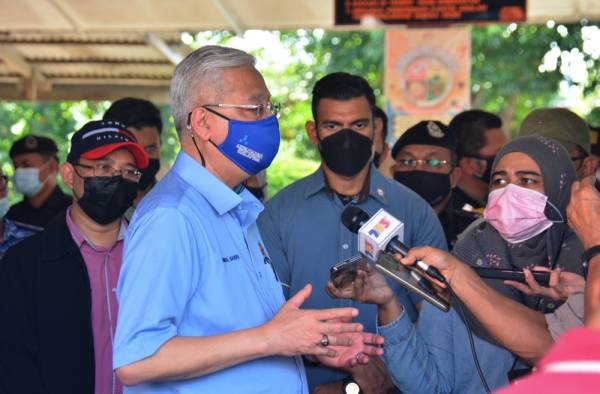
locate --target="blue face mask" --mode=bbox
[203,107,280,176]
[13,167,45,197]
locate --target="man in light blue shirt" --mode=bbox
[114,46,382,394]
[258,72,447,392]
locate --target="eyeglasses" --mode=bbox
[396,158,451,172]
[75,162,142,183]
[203,102,281,119]
[0,175,7,191]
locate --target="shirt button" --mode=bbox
[342,243,349,250]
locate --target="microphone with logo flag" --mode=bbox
[341,206,446,284]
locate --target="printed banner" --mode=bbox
[384,28,471,139]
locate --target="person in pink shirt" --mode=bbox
[0,119,148,394]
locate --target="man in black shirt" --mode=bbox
[7,135,71,228]
[449,110,507,211]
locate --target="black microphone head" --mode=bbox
[341,206,371,233]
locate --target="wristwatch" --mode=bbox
[342,377,361,394]
[583,245,600,263]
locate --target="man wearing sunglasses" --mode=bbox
[0,120,148,394]
[0,168,40,260]
[391,120,477,249]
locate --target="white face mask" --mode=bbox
[13,167,45,197]
[0,196,8,218]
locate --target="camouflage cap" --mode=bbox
[519,108,591,154]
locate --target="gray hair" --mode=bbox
[170,45,256,135]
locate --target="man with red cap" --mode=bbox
[0,120,148,394]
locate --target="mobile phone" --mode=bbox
[473,267,551,287]
[330,255,369,288]
[374,254,450,312]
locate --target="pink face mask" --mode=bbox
[484,184,562,244]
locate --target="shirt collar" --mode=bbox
[173,151,262,217]
[65,207,127,250]
[303,166,328,199]
[368,167,390,206]
[303,164,390,206]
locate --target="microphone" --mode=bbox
[341,206,446,284]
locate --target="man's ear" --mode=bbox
[450,166,463,188]
[582,156,599,178]
[188,108,212,142]
[380,143,390,165]
[306,121,319,146]
[60,162,75,189]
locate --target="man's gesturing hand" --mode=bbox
[263,284,363,358]
[316,331,384,369]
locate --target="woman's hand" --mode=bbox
[505,267,585,301]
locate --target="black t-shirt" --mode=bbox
[6,187,72,228]
[452,187,485,212]
[439,198,480,250]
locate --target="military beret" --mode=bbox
[9,135,59,158]
[391,120,456,159]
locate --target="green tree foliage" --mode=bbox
[471,22,599,133]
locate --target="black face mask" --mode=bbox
[480,157,495,184]
[319,129,373,177]
[393,170,452,206]
[77,176,138,225]
[138,158,160,190]
[246,185,266,201]
[373,152,382,168]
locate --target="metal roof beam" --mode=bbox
[209,0,244,36]
[144,33,184,65]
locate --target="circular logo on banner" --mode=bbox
[397,47,456,108]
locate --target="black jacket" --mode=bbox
[6,186,71,229]
[0,210,94,394]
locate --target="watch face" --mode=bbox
[345,381,360,394]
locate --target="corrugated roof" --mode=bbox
[0,0,598,102]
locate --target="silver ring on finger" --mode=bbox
[320,334,330,347]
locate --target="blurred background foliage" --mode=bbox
[1,22,599,200]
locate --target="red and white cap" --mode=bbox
[67,120,149,169]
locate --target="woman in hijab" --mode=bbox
[453,135,584,313]
[327,136,585,394]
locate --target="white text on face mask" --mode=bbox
[236,144,263,163]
